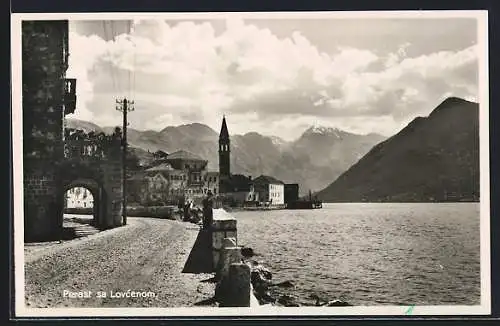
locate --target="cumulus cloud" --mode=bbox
[67,18,479,140]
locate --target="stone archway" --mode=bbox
[21,20,125,242]
[57,160,122,231]
[63,178,104,228]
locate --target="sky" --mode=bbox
[66,15,480,141]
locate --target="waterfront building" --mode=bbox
[217,116,257,204]
[203,171,220,196]
[127,149,214,206]
[252,175,285,206]
[218,116,289,207]
[165,150,208,185]
[127,163,187,206]
[284,183,299,205]
[227,174,259,205]
[65,187,94,208]
[165,150,209,204]
[152,150,168,161]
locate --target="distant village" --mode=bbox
[66,116,304,210]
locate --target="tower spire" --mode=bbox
[219,115,231,193]
[220,115,229,140]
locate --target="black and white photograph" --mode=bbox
[12,11,490,317]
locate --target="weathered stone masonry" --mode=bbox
[22,20,124,241]
[23,21,68,241]
[60,130,124,229]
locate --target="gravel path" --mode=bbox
[24,217,215,308]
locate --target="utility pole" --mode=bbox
[116,98,134,225]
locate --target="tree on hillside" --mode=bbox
[126,151,142,177]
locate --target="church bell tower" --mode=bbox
[219,115,231,192]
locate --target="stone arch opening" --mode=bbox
[57,162,109,232]
[63,181,101,227]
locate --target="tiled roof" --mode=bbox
[153,150,169,157]
[165,150,205,161]
[146,163,174,172]
[253,175,284,184]
[229,174,252,191]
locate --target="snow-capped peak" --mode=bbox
[306,124,342,137]
[271,136,289,148]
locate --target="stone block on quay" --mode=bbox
[212,219,237,231]
[213,208,236,220]
[222,237,237,249]
[212,230,224,250]
[217,246,242,279]
[212,251,220,272]
[220,263,251,307]
[225,231,237,244]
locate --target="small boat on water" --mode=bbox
[286,190,322,210]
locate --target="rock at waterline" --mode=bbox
[310,294,352,307]
[277,294,301,307]
[241,247,254,258]
[272,280,295,288]
[250,263,272,281]
[323,299,352,307]
[245,260,274,304]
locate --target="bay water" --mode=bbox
[233,203,480,306]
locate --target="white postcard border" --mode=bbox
[11,10,491,317]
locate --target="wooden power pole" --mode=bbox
[116,98,134,225]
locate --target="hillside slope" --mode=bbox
[65,118,384,195]
[316,97,480,202]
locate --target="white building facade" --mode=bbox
[268,183,285,205]
[252,175,285,206]
[66,187,94,208]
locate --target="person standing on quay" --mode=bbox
[202,190,214,229]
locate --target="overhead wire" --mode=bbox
[109,20,123,97]
[130,19,137,102]
[102,21,118,96]
[101,20,137,107]
[127,20,135,98]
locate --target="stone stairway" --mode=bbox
[73,224,100,238]
[62,220,100,240]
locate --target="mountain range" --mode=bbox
[316,97,480,202]
[65,118,385,195]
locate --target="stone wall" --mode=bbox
[59,152,123,229]
[21,20,124,241]
[22,20,68,241]
[61,128,123,228]
[211,209,238,270]
[209,208,259,307]
[24,163,61,240]
[22,20,67,160]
